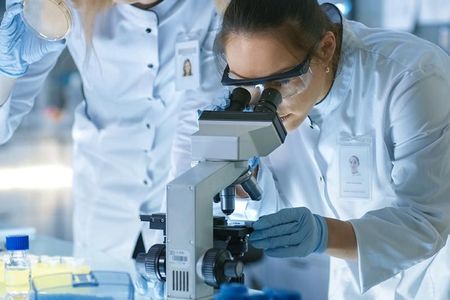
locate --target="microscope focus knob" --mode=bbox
[200,248,242,288]
[136,243,166,282]
[224,260,244,278]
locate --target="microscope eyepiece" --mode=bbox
[254,88,282,113]
[226,87,252,112]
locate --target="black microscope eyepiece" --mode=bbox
[226,87,252,112]
[253,88,282,114]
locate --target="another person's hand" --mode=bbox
[249,207,328,257]
[0,0,65,77]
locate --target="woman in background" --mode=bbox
[0,0,223,258]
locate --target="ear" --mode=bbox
[314,31,336,65]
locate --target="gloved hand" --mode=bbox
[249,207,328,257]
[247,156,259,171]
[0,0,65,77]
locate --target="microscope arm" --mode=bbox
[165,160,248,298]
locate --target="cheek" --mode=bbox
[283,92,313,114]
[280,91,316,131]
[284,113,308,132]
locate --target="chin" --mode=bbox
[282,117,303,132]
[114,0,158,4]
[283,121,296,132]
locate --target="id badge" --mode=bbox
[338,133,373,199]
[175,33,201,91]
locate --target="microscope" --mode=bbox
[136,87,287,299]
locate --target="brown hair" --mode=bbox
[72,0,113,46]
[216,0,341,71]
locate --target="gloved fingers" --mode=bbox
[4,24,25,52]
[251,230,308,249]
[0,22,20,43]
[0,21,24,53]
[6,0,23,10]
[252,207,308,230]
[248,156,259,170]
[42,39,66,53]
[252,209,294,230]
[0,3,23,30]
[265,246,311,258]
[250,221,300,242]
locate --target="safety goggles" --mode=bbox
[221,56,312,100]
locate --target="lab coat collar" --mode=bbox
[115,1,177,23]
[150,0,179,19]
[309,18,357,125]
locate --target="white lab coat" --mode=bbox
[0,1,223,258]
[243,18,450,299]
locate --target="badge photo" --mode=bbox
[338,134,373,199]
[175,39,200,91]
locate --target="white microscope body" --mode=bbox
[137,88,286,299]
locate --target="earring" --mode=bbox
[325,66,330,73]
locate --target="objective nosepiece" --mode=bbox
[220,185,235,215]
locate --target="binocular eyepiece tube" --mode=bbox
[226,87,282,113]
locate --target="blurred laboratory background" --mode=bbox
[0,0,449,242]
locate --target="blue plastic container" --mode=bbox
[32,271,134,300]
[215,283,301,300]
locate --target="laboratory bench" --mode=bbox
[0,233,157,299]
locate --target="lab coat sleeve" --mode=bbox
[348,66,450,293]
[0,49,64,144]
[168,13,228,180]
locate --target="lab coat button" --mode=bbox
[145,28,152,33]
[143,180,148,185]
[147,63,154,69]
[146,123,151,129]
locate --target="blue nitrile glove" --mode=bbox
[249,207,328,257]
[0,0,65,77]
[247,156,259,171]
